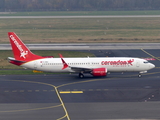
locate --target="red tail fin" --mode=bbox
[8,32,43,61]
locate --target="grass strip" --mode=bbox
[1,17,160,43]
[1,11,160,16]
[0,70,68,75]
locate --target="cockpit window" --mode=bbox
[144,61,149,63]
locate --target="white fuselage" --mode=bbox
[21,57,155,73]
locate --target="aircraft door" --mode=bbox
[34,61,37,69]
[136,60,140,67]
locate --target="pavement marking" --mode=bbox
[0,104,62,113]
[43,90,48,92]
[35,90,39,92]
[12,90,17,92]
[20,90,24,92]
[89,89,94,91]
[96,89,102,91]
[3,89,56,93]
[143,71,160,76]
[141,49,160,61]
[71,91,83,93]
[104,89,109,91]
[54,86,70,120]
[57,114,68,120]
[2,89,111,93]
[59,91,71,94]
[59,91,83,94]
[155,67,160,68]
[5,87,160,93]
[28,90,32,92]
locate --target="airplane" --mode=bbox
[8,32,155,78]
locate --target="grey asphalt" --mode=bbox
[0,49,159,120]
[1,15,160,19]
[1,43,160,50]
[0,72,160,120]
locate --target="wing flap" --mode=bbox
[70,66,92,73]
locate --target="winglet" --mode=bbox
[59,54,63,58]
[59,54,69,70]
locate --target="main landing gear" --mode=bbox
[138,74,142,78]
[79,73,84,78]
[79,72,143,78]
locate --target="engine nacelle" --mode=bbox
[92,68,107,77]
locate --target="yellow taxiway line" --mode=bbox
[59,91,83,94]
[141,49,160,61]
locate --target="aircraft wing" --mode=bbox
[59,54,92,73]
[70,66,92,73]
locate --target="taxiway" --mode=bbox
[0,49,159,120]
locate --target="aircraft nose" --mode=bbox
[150,63,155,69]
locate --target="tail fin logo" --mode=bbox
[20,51,28,59]
[10,35,28,59]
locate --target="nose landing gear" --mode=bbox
[138,71,147,78]
[138,74,142,78]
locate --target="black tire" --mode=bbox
[79,73,84,78]
[138,74,141,78]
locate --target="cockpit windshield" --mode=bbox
[143,61,149,64]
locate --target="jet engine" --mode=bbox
[92,68,107,77]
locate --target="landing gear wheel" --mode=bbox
[79,73,84,78]
[138,74,142,78]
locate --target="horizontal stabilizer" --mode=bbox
[8,57,26,66]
